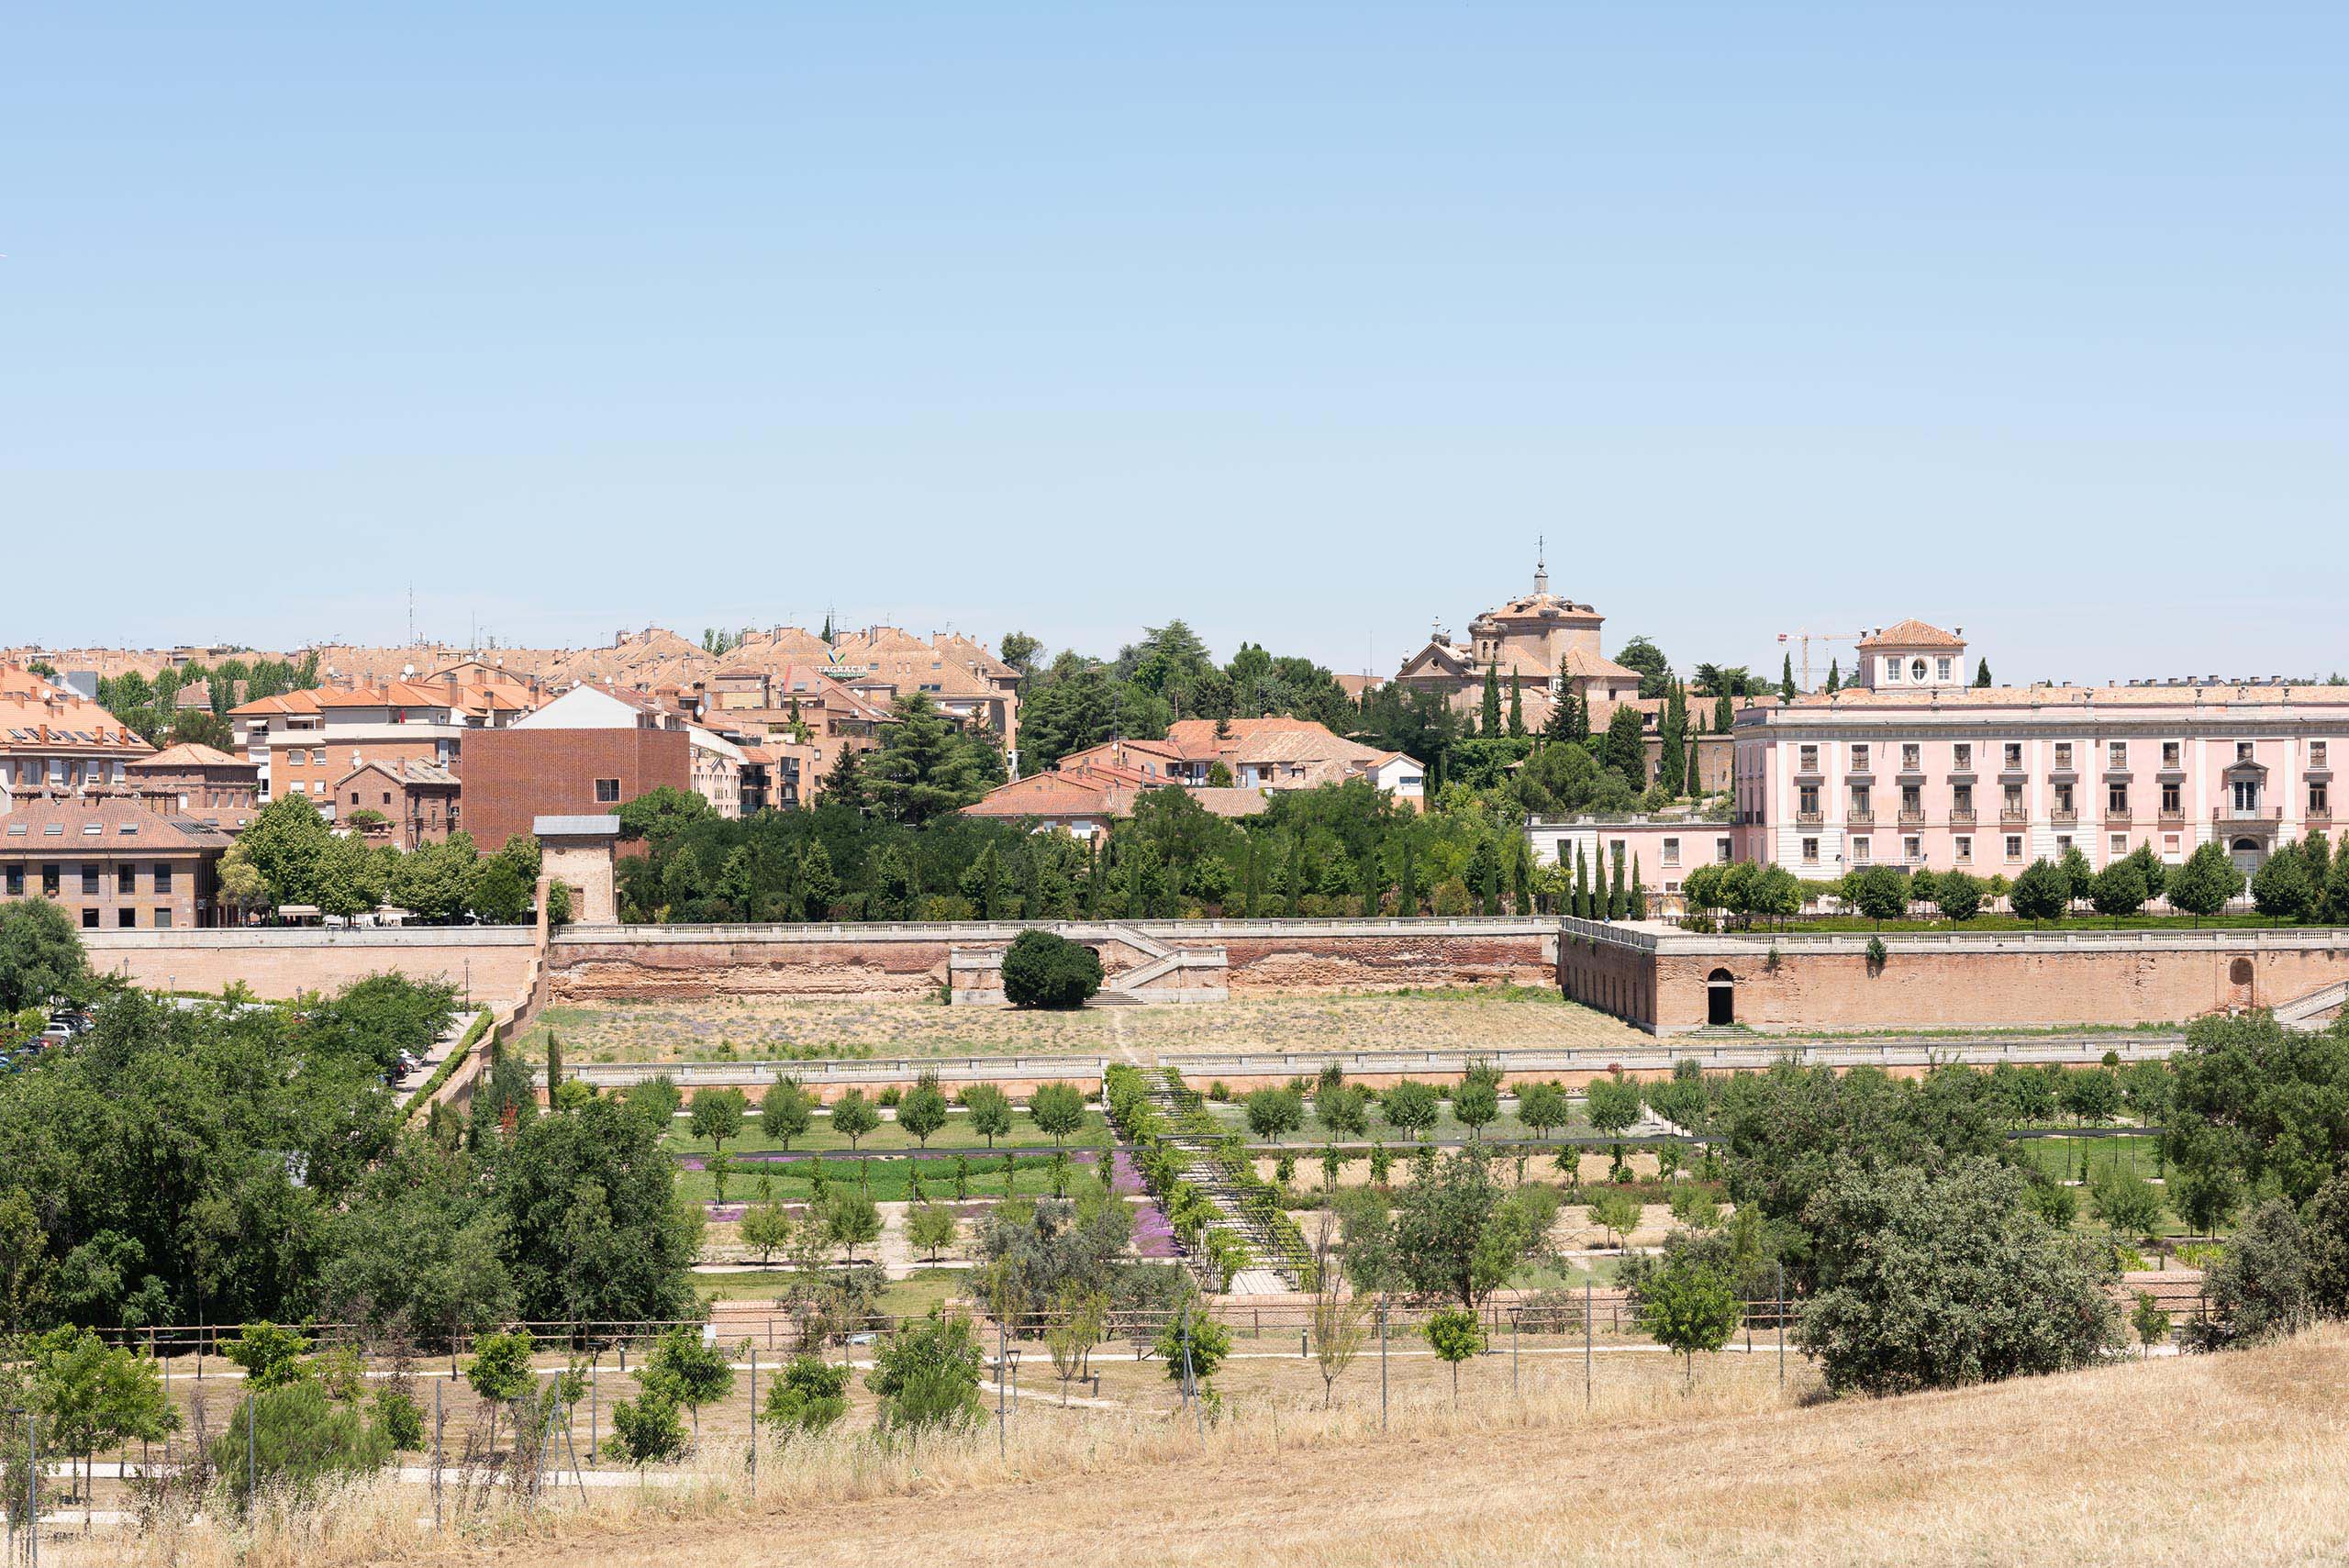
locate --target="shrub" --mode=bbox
[761,1355,852,1435]
[213,1382,395,1507]
[870,1311,986,1438]
[606,1386,687,1465]
[1798,1160,2116,1394]
[2009,859,2070,922]
[999,929,1103,1009]
[2186,1198,2311,1350]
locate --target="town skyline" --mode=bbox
[10,553,2345,695]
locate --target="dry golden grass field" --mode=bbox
[71,1328,2349,1568]
[521,987,1647,1065]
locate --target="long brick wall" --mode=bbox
[1561,917,2349,1035]
[547,919,1560,1002]
[83,928,537,1002]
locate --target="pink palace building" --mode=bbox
[1732,620,2349,883]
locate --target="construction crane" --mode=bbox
[1776,628,1869,694]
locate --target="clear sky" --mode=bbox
[6,3,2343,685]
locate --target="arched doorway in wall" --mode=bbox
[2229,956,2255,1010]
[1707,968,1736,1028]
[2232,838,2266,880]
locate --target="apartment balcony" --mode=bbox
[1898,807,1925,826]
[2217,805,2282,824]
[2051,807,2079,826]
[1949,807,1977,826]
[1796,810,1823,828]
[1999,806,2030,824]
[1846,807,1876,826]
[2157,810,2186,828]
[2105,807,2132,826]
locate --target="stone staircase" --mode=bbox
[2275,979,2349,1033]
[1146,1083,1297,1294]
[949,922,1229,1005]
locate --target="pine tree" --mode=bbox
[1543,684,1577,742]
[1508,673,1525,738]
[1481,664,1504,737]
[1570,688,1591,745]
[1975,659,1993,687]
[1780,653,1798,702]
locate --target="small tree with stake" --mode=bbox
[830,1090,881,1151]
[1638,1256,1742,1387]
[959,1083,1014,1148]
[1424,1308,1486,1402]
[1029,1082,1087,1146]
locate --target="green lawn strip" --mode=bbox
[682,1156,1075,1207]
[1200,1104,1599,1144]
[664,1107,1108,1158]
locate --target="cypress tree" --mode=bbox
[1686,734,1700,797]
[1594,847,1611,922]
[1574,846,1590,920]
[1508,673,1525,738]
[1608,848,1627,920]
[1570,688,1590,745]
[1713,691,1733,732]
[1481,664,1504,736]
[1975,659,1993,687]
[1398,836,1419,917]
[1628,857,1647,921]
[1825,659,1841,695]
[1780,653,1798,702]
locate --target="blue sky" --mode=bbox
[6,3,2343,684]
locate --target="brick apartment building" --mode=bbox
[460,684,740,853]
[0,794,232,929]
[122,742,262,831]
[333,758,462,848]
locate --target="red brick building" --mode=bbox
[122,742,262,831]
[333,758,462,848]
[460,726,689,855]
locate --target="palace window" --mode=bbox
[1851,744,1870,772]
[2054,743,2074,771]
[2109,741,2128,769]
[1901,743,1920,771]
[2004,743,2023,769]
[1801,838,1820,865]
[2108,784,2129,813]
[2163,741,2181,769]
[1852,837,1871,864]
[1955,836,1973,864]
[2314,783,2332,816]
[1954,743,1973,770]
[2005,836,2024,861]
[2162,782,2182,814]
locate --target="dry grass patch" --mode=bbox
[526,990,1645,1066]
[66,1329,2349,1568]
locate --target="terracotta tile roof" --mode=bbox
[1561,646,1645,681]
[128,742,250,770]
[1855,619,1966,651]
[0,794,231,851]
[334,758,459,789]
[0,670,155,756]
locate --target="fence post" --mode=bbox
[1776,1263,1786,1386]
[1378,1296,1388,1434]
[749,1347,758,1499]
[1584,1283,1593,1408]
